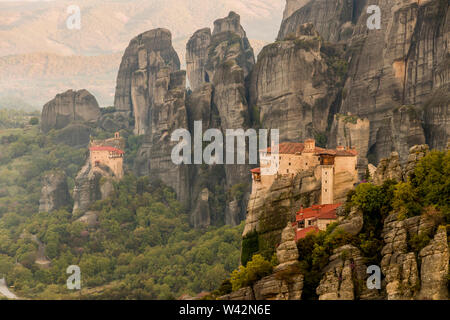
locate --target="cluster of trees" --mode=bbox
[0,124,244,299]
[0,169,243,299]
[0,109,40,129]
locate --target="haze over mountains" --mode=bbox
[0,0,285,109]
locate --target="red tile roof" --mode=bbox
[90,146,125,154]
[295,226,320,240]
[250,168,261,174]
[296,203,341,221]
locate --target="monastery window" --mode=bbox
[289,162,291,166]
[287,169,289,173]
[298,220,305,229]
[325,189,328,192]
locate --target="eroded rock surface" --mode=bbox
[39,171,70,213]
[41,89,100,134]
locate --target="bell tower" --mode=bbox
[319,153,335,205]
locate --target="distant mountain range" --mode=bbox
[0,0,284,109]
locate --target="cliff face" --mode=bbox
[250,23,343,143]
[38,171,71,213]
[282,0,309,22]
[41,89,101,135]
[341,0,449,161]
[278,0,367,43]
[135,70,191,206]
[113,28,180,135]
[244,170,321,256]
[182,12,256,226]
[277,0,449,164]
[186,28,211,92]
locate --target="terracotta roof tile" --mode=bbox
[296,203,341,221]
[295,226,320,240]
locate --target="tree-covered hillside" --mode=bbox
[0,114,243,299]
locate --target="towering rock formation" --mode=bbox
[184,12,256,226]
[250,23,343,142]
[41,89,101,134]
[114,28,180,135]
[39,171,71,213]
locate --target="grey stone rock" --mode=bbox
[39,171,70,213]
[41,89,100,133]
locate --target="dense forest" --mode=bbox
[0,109,243,299]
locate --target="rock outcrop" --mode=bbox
[41,89,101,135]
[221,222,318,301]
[380,211,447,300]
[418,227,449,300]
[373,144,429,185]
[244,170,321,256]
[39,171,71,213]
[331,208,364,236]
[317,245,377,300]
[226,226,306,300]
[72,160,115,213]
[275,223,300,271]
